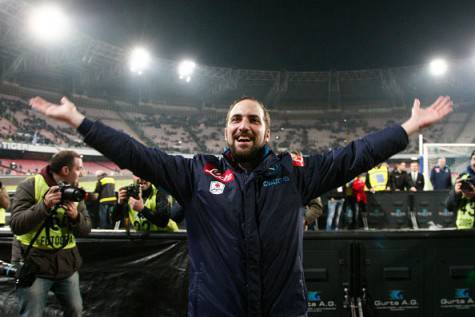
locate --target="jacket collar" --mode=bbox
[40,165,58,187]
[466,166,475,179]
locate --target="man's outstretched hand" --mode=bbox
[29,96,85,128]
[402,96,453,136]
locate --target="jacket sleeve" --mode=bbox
[94,180,100,194]
[69,201,92,237]
[365,173,371,189]
[445,189,461,212]
[112,203,127,223]
[9,178,50,235]
[141,189,171,228]
[388,173,396,191]
[430,168,435,187]
[78,119,194,207]
[0,187,10,210]
[295,125,408,205]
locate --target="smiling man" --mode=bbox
[225,97,270,169]
[30,95,452,316]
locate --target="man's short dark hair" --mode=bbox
[226,97,271,131]
[49,150,81,173]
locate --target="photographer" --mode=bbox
[0,181,10,227]
[9,150,91,317]
[115,176,178,232]
[446,151,475,229]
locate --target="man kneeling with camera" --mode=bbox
[9,150,91,317]
[115,176,178,233]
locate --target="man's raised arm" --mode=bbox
[29,96,194,207]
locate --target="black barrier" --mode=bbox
[1,230,475,316]
[412,191,456,228]
[0,231,189,317]
[366,191,454,230]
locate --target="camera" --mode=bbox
[124,183,140,199]
[57,182,86,202]
[461,178,475,193]
[0,260,17,278]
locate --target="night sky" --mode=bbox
[63,0,475,71]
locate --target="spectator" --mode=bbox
[352,174,368,229]
[323,187,345,231]
[9,150,91,317]
[365,162,390,192]
[446,151,475,229]
[94,170,117,229]
[430,157,452,190]
[390,161,412,191]
[408,161,424,191]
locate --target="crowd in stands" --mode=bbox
[1,94,474,158]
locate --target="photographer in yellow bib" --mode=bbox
[9,150,91,317]
[446,151,475,229]
[116,176,178,232]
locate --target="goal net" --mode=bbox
[422,143,475,190]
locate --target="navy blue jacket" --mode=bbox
[430,165,452,190]
[78,119,408,317]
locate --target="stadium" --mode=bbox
[0,1,475,316]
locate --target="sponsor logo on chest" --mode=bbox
[209,181,225,194]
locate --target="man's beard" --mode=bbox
[230,142,264,165]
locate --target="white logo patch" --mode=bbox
[209,181,225,195]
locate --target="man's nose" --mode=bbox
[237,118,251,131]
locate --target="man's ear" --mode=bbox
[265,129,270,143]
[60,165,70,177]
[224,127,228,142]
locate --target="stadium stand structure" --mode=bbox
[1,85,474,164]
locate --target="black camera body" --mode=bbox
[57,182,86,202]
[461,177,475,193]
[124,183,140,199]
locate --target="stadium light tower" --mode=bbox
[129,47,151,75]
[429,58,448,76]
[178,60,196,82]
[28,3,70,43]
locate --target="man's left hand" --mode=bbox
[64,201,79,220]
[401,96,453,136]
[129,197,144,212]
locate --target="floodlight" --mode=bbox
[429,58,448,76]
[28,3,70,42]
[129,47,151,75]
[178,60,196,82]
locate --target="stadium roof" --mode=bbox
[1,0,475,109]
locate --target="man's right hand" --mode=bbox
[43,186,62,209]
[118,188,128,205]
[29,96,85,128]
[454,179,462,194]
